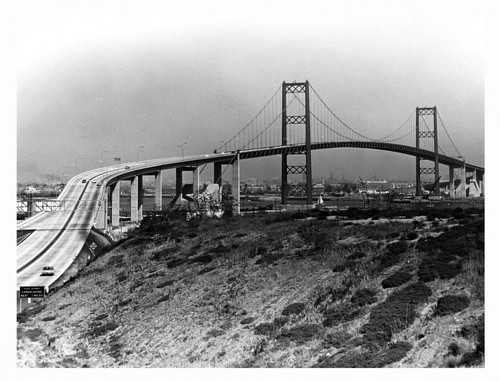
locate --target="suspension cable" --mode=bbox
[217,84,282,152]
[437,110,463,158]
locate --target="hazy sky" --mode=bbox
[17,14,484,183]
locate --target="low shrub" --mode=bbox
[405,231,419,240]
[240,317,255,325]
[204,328,225,339]
[198,266,215,275]
[189,254,213,264]
[323,304,361,328]
[347,251,366,260]
[382,270,413,289]
[332,260,357,273]
[156,279,175,288]
[418,258,460,282]
[361,281,432,345]
[314,286,349,307]
[256,252,285,265]
[86,322,119,337]
[94,313,108,321]
[322,331,352,349]
[22,328,44,342]
[254,323,276,336]
[282,302,306,316]
[386,241,408,255]
[41,316,57,322]
[377,251,402,269]
[116,272,128,283]
[166,258,187,269]
[314,341,412,368]
[107,254,125,267]
[273,316,289,327]
[435,295,470,316]
[350,288,378,307]
[156,295,170,304]
[278,324,323,345]
[151,247,178,262]
[448,342,460,356]
[18,303,46,323]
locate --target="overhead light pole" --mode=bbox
[137,146,144,162]
[177,142,187,159]
[74,156,84,176]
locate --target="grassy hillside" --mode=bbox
[17,207,484,368]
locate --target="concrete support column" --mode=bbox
[110,182,120,227]
[232,154,240,215]
[480,173,485,196]
[448,166,456,198]
[458,166,467,198]
[95,193,107,230]
[176,168,183,197]
[131,175,143,222]
[154,171,162,211]
[192,167,200,195]
[214,163,222,187]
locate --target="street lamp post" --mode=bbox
[177,142,187,159]
[137,146,144,162]
[74,156,84,176]
[99,151,109,168]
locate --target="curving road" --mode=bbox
[16,153,232,291]
[17,143,484,291]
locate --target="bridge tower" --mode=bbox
[415,106,440,196]
[281,81,313,205]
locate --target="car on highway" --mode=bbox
[41,266,55,276]
[91,180,96,184]
[82,179,86,183]
[97,182,102,186]
[125,166,131,169]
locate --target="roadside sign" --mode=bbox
[20,286,45,298]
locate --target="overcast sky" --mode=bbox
[17,14,484,183]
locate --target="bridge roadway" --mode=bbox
[17,142,484,291]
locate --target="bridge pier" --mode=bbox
[173,167,199,205]
[154,171,162,211]
[95,194,107,230]
[110,182,120,227]
[130,175,144,223]
[232,153,240,215]
[448,166,456,198]
[479,173,484,196]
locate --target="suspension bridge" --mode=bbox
[215,81,484,205]
[17,80,484,294]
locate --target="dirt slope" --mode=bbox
[17,209,484,368]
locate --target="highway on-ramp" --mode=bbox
[16,153,234,291]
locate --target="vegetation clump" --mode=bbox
[434,295,470,316]
[314,286,350,307]
[322,331,352,349]
[166,258,187,269]
[282,302,306,316]
[278,324,323,345]
[350,288,378,307]
[189,254,213,264]
[455,314,484,367]
[382,270,413,289]
[361,281,432,345]
[315,341,412,368]
[86,322,119,338]
[151,247,177,261]
[347,251,366,260]
[254,323,277,337]
[332,260,357,273]
[323,304,361,328]
[417,255,460,282]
